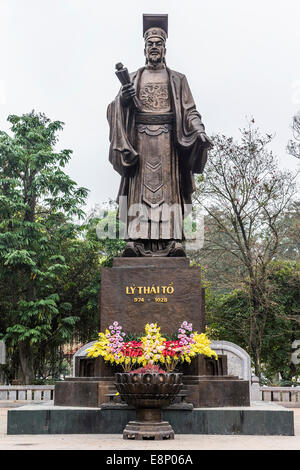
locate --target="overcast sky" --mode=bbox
[0,0,299,210]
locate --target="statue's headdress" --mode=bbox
[143,14,168,43]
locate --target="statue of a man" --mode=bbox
[107,14,212,257]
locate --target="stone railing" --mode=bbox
[0,385,54,401]
[260,386,300,405]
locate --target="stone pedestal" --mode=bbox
[54,377,114,408]
[99,257,205,335]
[183,376,250,408]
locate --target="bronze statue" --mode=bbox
[107,14,212,257]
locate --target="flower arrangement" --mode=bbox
[87,321,217,372]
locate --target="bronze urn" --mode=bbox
[115,371,183,440]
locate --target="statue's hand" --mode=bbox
[122,150,138,165]
[120,83,136,105]
[197,131,214,149]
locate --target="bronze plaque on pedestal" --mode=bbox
[99,258,205,335]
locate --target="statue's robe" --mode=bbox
[107,66,207,243]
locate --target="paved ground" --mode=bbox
[0,403,299,450]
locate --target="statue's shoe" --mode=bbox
[121,240,186,257]
[122,242,140,257]
[169,242,186,257]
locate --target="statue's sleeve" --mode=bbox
[107,94,138,176]
[181,75,206,139]
[177,75,208,174]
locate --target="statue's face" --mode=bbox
[144,36,166,65]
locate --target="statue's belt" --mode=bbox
[135,112,174,125]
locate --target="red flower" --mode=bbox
[121,341,143,357]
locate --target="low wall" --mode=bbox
[0,385,54,401]
[260,386,300,406]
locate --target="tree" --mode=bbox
[85,202,126,266]
[193,120,299,376]
[189,212,245,293]
[263,260,300,382]
[50,213,121,346]
[206,260,300,383]
[0,111,88,383]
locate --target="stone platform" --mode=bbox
[7,402,294,436]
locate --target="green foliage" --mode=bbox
[86,203,126,266]
[51,229,102,344]
[0,111,89,383]
[206,287,251,347]
[260,260,300,381]
[206,260,300,382]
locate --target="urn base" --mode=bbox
[123,420,174,440]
